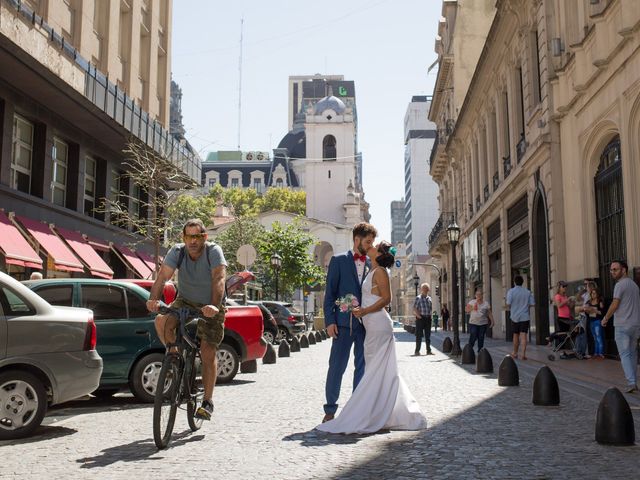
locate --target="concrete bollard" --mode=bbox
[308,332,316,345]
[240,359,258,373]
[461,344,476,364]
[476,348,493,373]
[442,337,453,353]
[278,339,290,358]
[532,366,560,406]
[299,334,310,349]
[315,331,322,342]
[263,343,277,364]
[595,387,635,445]
[321,330,327,340]
[290,335,301,352]
[498,355,519,386]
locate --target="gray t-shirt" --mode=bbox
[612,277,640,328]
[164,242,227,305]
[468,299,491,326]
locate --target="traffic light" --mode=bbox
[435,285,440,297]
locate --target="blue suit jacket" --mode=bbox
[323,251,370,328]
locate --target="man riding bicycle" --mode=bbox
[147,218,227,421]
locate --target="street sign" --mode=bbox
[236,244,257,267]
[395,260,401,268]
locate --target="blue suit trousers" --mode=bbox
[324,323,365,415]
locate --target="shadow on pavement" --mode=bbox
[0,425,77,445]
[77,430,206,468]
[215,379,255,387]
[283,430,367,447]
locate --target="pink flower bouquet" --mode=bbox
[335,294,359,313]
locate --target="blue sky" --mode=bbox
[172,0,441,241]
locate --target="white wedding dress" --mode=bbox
[317,267,427,434]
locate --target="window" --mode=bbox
[208,178,216,187]
[322,135,337,160]
[231,178,239,188]
[0,287,35,316]
[532,30,543,105]
[81,285,127,320]
[253,178,262,192]
[52,138,69,206]
[84,157,97,217]
[35,285,74,308]
[127,289,149,318]
[10,115,34,194]
[131,183,142,222]
[276,178,283,187]
[109,168,122,225]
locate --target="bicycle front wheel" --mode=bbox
[153,354,182,449]
[186,349,204,431]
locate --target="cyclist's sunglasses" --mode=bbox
[184,233,206,240]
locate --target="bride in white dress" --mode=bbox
[317,241,427,434]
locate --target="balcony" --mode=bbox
[493,172,499,190]
[428,211,454,248]
[516,135,528,163]
[483,185,489,201]
[503,155,512,179]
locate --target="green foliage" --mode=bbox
[211,217,265,274]
[204,186,306,217]
[165,194,217,242]
[254,220,325,300]
[261,188,306,215]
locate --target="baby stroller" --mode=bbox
[547,317,586,361]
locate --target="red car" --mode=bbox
[124,279,266,381]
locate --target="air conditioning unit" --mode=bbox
[256,152,265,161]
[245,152,254,161]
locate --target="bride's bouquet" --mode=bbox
[336,294,361,332]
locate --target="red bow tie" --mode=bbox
[353,253,366,262]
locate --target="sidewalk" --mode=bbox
[428,328,640,407]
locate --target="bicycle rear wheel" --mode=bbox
[186,349,204,431]
[153,354,182,449]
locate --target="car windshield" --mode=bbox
[284,304,300,314]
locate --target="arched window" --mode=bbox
[323,135,337,161]
[276,178,283,187]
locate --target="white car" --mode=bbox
[0,271,103,440]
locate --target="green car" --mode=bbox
[24,278,165,403]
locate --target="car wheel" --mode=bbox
[278,326,291,342]
[130,352,165,403]
[216,343,239,384]
[263,330,276,344]
[0,370,48,440]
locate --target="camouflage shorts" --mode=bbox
[169,297,226,348]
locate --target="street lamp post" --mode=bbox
[447,220,461,356]
[413,273,420,297]
[270,253,282,301]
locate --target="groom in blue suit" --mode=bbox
[322,222,377,422]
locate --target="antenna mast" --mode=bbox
[237,18,244,150]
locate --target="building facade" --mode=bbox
[390,199,406,246]
[0,0,198,280]
[403,96,438,257]
[429,0,640,353]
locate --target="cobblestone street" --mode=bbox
[2,329,640,480]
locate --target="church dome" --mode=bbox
[314,95,346,115]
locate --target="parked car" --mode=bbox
[0,272,102,439]
[118,279,266,386]
[261,301,307,341]
[246,301,278,344]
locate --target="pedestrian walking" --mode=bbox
[465,287,494,352]
[505,275,535,360]
[584,283,605,359]
[441,304,450,331]
[432,310,439,332]
[413,283,434,355]
[601,260,640,393]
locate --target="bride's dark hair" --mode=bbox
[375,241,395,269]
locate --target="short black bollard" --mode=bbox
[277,340,290,358]
[596,387,635,445]
[299,334,310,348]
[308,332,316,345]
[532,366,560,406]
[476,348,493,373]
[442,337,453,353]
[321,330,327,340]
[498,355,519,386]
[290,336,301,352]
[461,344,476,364]
[240,359,258,373]
[315,331,322,342]
[263,343,277,364]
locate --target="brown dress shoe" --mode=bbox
[322,413,334,423]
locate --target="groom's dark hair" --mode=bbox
[352,222,377,240]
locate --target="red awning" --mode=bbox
[112,244,153,279]
[0,211,43,269]
[55,227,114,279]
[15,216,84,273]
[135,250,159,274]
[84,235,111,252]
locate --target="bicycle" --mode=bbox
[153,306,205,449]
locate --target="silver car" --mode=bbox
[0,271,103,440]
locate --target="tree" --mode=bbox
[254,220,325,300]
[212,216,265,274]
[261,187,306,215]
[199,185,306,218]
[165,194,218,243]
[100,137,198,276]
